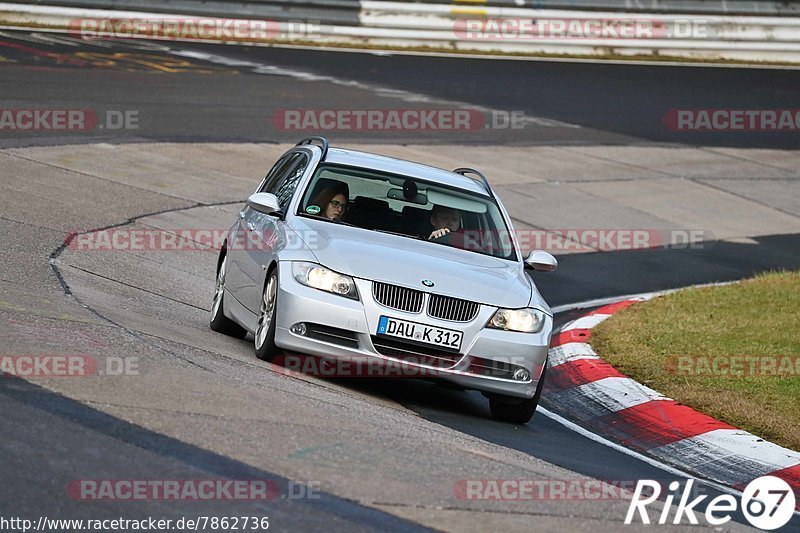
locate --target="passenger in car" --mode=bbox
[310,185,349,221]
[427,205,462,240]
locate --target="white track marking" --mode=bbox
[651,429,800,473]
[548,342,598,367]
[165,48,579,129]
[0,16,581,129]
[568,376,671,411]
[551,282,736,314]
[538,407,751,499]
[561,313,612,331]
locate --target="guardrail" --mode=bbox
[2,0,363,25]
[1,0,800,62]
[354,1,800,62]
[6,0,800,16]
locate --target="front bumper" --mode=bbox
[273,262,551,399]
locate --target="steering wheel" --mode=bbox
[431,230,487,254]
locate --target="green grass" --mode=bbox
[591,271,800,451]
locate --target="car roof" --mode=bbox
[317,146,490,197]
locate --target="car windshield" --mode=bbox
[296,164,517,261]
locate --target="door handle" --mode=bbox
[247,222,256,231]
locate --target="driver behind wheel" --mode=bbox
[427,205,462,240]
[310,184,349,221]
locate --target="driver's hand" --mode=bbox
[429,228,450,240]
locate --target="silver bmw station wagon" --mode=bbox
[210,137,558,423]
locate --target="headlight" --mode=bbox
[291,262,358,300]
[487,308,545,333]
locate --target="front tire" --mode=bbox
[210,251,247,338]
[254,269,280,361]
[489,362,548,424]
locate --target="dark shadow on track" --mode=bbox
[325,234,800,528]
[0,377,430,531]
[534,233,800,308]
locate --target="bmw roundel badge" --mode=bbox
[421,279,434,287]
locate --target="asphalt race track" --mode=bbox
[1,30,799,531]
[1,30,800,149]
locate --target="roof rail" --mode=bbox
[453,167,493,196]
[296,136,329,161]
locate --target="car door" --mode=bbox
[226,152,296,308]
[237,151,310,313]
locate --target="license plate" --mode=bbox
[377,316,463,352]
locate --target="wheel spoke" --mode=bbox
[255,273,277,350]
[211,256,226,319]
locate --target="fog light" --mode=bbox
[513,368,531,381]
[291,323,307,336]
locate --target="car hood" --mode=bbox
[290,217,532,308]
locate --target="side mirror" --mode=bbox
[247,192,281,214]
[525,250,558,272]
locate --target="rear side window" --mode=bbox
[259,153,294,193]
[258,152,310,211]
[274,154,309,210]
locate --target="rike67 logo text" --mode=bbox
[626,476,795,530]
